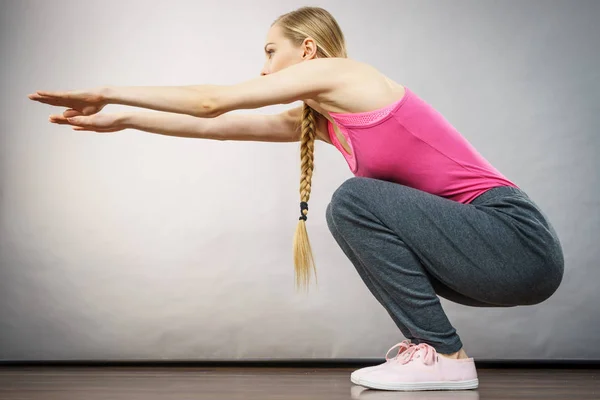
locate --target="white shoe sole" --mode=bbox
[353,375,479,391]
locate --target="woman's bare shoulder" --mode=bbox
[320,58,405,114]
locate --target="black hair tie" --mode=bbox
[299,201,308,221]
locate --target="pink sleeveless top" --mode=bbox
[326,86,518,204]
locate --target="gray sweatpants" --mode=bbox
[325,177,564,354]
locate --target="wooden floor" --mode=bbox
[0,366,598,399]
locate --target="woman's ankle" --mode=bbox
[439,348,468,359]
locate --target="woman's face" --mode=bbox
[261,24,318,76]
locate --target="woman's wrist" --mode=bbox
[99,85,117,104]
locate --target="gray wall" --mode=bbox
[1,0,598,361]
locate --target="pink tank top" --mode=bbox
[326,86,518,204]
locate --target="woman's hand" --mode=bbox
[49,112,126,133]
[29,87,108,116]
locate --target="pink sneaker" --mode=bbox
[354,343,478,391]
[350,340,416,384]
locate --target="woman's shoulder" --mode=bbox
[317,57,406,115]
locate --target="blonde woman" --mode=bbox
[29,6,564,392]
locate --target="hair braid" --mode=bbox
[292,102,317,291]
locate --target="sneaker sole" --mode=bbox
[354,376,479,391]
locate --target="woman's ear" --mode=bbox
[302,37,318,59]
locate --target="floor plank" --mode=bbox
[0,367,597,400]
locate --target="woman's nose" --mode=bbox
[260,61,271,76]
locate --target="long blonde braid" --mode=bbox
[293,102,317,291]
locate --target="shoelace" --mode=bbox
[384,340,415,361]
[396,343,438,366]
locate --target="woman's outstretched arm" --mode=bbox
[124,109,304,141]
[49,106,316,142]
[106,58,344,116]
[30,58,346,118]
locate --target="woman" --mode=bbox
[29,6,564,392]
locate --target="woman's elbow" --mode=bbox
[193,98,223,118]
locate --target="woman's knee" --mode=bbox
[523,264,564,306]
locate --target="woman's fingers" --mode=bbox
[72,126,120,133]
[47,108,122,132]
[81,104,104,115]
[33,89,103,103]
[49,110,83,124]
[63,108,83,118]
[66,116,92,126]
[30,95,70,107]
[36,90,70,97]
[48,114,95,127]
[29,89,106,116]
[66,114,114,128]
[28,93,51,100]
[49,114,71,125]
[36,90,87,99]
